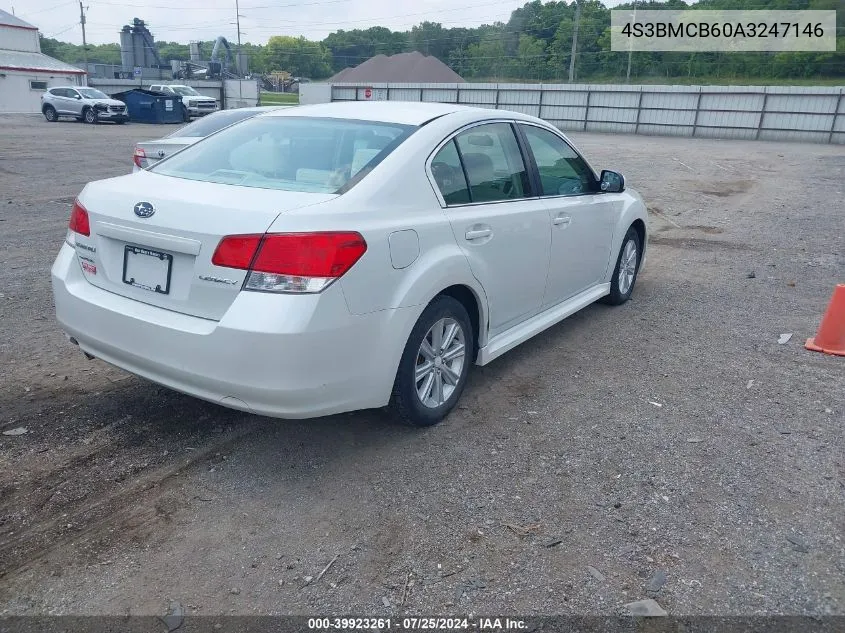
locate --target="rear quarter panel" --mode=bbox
[264,116,491,340]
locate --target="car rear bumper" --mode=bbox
[51,244,414,418]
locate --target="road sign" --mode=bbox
[360,87,387,101]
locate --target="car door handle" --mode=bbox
[465,228,492,240]
[553,215,572,227]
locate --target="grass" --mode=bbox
[260,92,299,105]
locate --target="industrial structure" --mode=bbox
[85,18,247,81]
[174,37,245,80]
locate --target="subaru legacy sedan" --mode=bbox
[52,102,647,426]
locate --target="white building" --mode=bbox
[0,8,87,113]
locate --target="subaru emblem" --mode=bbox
[133,202,155,218]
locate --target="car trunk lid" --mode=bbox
[72,171,336,320]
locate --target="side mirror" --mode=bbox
[600,170,625,193]
[75,95,82,100]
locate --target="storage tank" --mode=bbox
[120,26,133,72]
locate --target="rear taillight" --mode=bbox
[133,147,147,169]
[68,199,90,237]
[211,232,367,294]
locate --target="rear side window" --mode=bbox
[430,140,470,205]
[152,116,414,193]
[454,123,529,203]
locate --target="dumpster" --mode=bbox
[110,89,185,124]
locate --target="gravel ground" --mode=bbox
[0,113,843,618]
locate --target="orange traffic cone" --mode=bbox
[805,284,845,356]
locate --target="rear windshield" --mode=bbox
[152,116,414,193]
[167,109,263,139]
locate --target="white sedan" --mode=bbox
[52,102,648,426]
[132,106,293,171]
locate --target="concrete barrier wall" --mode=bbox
[223,80,260,109]
[88,79,223,104]
[299,82,845,144]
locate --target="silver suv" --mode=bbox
[42,87,129,124]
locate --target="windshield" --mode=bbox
[166,109,263,139]
[171,86,201,96]
[78,88,108,99]
[152,116,414,193]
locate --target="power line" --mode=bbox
[47,23,78,38]
[18,0,77,18]
[89,0,356,9]
[82,0,522,32]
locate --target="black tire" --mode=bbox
[391,296,474,427]
[83,108,97,124]
[115,120,126,125]
[43,105,58,122]
[602,226,642,306]
[181,106,190,122]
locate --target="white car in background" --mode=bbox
[52,102,647,426]
[148,84,218,119]
[133,106,290,171]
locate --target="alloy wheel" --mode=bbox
[415,317,466,408]
[618,239,638,295]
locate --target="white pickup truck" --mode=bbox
[148,84,219,119]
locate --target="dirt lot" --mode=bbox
[0,113,843,618]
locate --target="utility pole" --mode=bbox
[79,1,88,81]
[626,0,638,83]
[568,0,581,83]
[235,0,244,74]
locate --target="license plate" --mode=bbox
[122,245,172,294]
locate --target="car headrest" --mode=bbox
[461,152,495,183]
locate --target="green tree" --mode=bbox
[264,35,332,78]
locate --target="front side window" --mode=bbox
[454,123,529,203]
[152,116,414,193]
[520,125,597,196]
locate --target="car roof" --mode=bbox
[263,101,488,126]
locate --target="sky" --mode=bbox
[4,0,591,46]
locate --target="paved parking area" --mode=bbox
[0,113,843,617]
